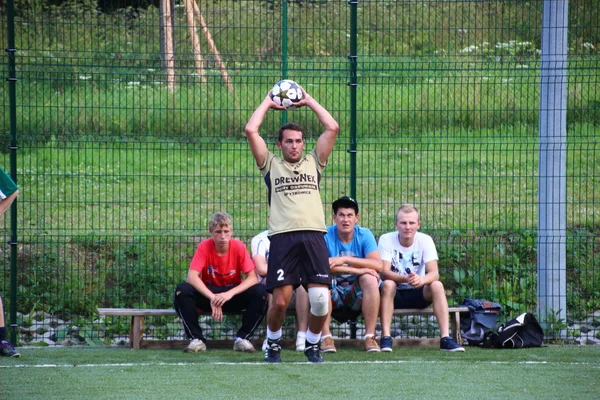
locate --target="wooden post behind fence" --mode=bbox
[160,0,176,91]
[191,0,234,92]
[159,0,234,92]
[184,0,207,81]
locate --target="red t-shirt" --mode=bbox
[189,238,255,287]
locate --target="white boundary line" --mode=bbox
[2,360,599,368]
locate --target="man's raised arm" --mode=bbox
[307,93,339,165]
[245,94,280,167]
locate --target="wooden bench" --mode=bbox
[98,308,179,349]
[98,306,468,350]
[98,307,294,350]
[391,306,468,345]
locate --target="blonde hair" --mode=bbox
[395,203,420,222]
[208,212,233,232]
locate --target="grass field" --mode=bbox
[1,346,599,399]
[7,133,600,236]
[2,1,599,138]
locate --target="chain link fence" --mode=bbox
[1,0,598,346]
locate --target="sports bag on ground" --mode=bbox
[483,312,544,349]
[460,298,502,345]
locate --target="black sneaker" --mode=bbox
[0,340,21,357]
[304,340,324,363]
[264,339,281,363]
[440,336,465,352]
[380,336,393,352]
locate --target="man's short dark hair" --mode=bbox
[278,122,305,142]
[332,196,359,215]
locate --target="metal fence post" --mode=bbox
[348,1,358,201]
[5,0,19,346]
[538,0,568,332]
[281,0,289,126]
[348,0,359,339]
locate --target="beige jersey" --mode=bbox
[259,149,327,235]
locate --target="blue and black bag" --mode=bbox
[460,298,502,346]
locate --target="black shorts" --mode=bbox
[393,287,432,310]
[266,231,331,293]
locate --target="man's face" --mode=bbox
[333,207,359,236]
[277,129,305,163]
[210,224,232,248]
[395,211,420,241]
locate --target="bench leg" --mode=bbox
[131,316,144,350]
[129,316,134,348]
[350,320,358,339]
[451,311,462,344]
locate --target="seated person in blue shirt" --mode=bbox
[321,196,383,353]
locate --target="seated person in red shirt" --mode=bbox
[174,212,267,353]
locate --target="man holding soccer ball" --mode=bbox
[245,83,339,363]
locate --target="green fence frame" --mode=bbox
[1,0,598,346]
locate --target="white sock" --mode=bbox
[267,328,282,341]
[306,329,321,345]
[364,333,375,340]
[296,331,306,340]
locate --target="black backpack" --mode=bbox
[482,312,544,349]
[460,298,502,345]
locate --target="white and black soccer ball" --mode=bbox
[270,79,303,109]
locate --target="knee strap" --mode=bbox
[308,286,329,316]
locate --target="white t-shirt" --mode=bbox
[250,230,270,284]
[378,231,438,290]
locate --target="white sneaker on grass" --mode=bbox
[184,338,206,353]
[233,338,256,353]
[261,338,269,352]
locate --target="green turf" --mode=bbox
[1,346,598,399]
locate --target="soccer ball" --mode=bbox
[270,80,303,109]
